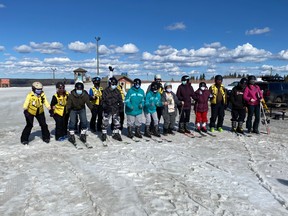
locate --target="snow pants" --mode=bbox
[231,108,246,122]
[209,103,225,128]
[127,114,142,127]
[246,104,260,131]
[21,111,50,143]
[90,105,103,132]
[53,113,69,140]
[162,111,176,130]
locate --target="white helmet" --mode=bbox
[154,74,161,80]
[32,81,43,89]
[164,82,172,89]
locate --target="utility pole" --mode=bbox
[51,68,57,84]
[95,37,101,75]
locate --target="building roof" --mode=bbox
[73,68,87,73]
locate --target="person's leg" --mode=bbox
[21,112,34,143]
[216,104,225,129]
[96,106,103,131]
[90,108,97,132]
[53,114,63,140]
[209,104,217,129]
[35,113,50,142]
[253,104,261,133]
[126,115,134,138]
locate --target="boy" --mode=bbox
[125,78,145,139]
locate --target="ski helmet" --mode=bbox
[32,81,43,92]
[75,81,84,90]
[108,76,118,86]
[214,75,223,82]
[181,75,190,82]
[248,75,256,85]
[240,78,248,85]
[133,78,141,88]
[92,76,101,84]
[154,74,161,81]
[56,82,65,89]
[164,82,172,89]
[199,82,207,88]
[150,81,158,92]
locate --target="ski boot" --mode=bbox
[135,126,142,138]
[184,123,191,133]
[68,135,76,144]
[201,126,207,133]
[101,133,107,142]
[231,121,237,132]
[112,129,122,141]
[163,128,168,136]
[168,128,175,135]
[144,125,152,138]
[152,125,161,137]
[178,123,185,133]
[127,126,134,139]
[80,129,87,143]
[236,121,244,134]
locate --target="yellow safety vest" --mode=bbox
[23,91,50,116]
[210,84,227,104]
[54,92,69,116]
[117,85,125,100]
[91,86,103,105]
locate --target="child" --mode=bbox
[243,75,263,134]
[230,78,248,133]
[50,82,69,141]
[161,82,182,135]
[66,81,94,144]
[124,78,145,139]
[193,82,211,132]
[89,76,103,133]
[144,81,162,137]
[101,77,124,141]
[20,82,51,145]
[209,75,227,132]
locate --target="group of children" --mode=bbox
[20,74,267,145]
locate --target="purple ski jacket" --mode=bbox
[243,84,263,106]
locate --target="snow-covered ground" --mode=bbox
[1,84,288,216]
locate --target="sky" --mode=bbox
[1,0,288,81]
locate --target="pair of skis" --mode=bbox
[70,138,93,149]
[260,102,270,135]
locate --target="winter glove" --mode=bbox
[49,109,54,117]
[138,103,142,109]
[199,90,202,95]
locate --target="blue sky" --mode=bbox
[0,0,288,81]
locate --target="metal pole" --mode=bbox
[51,68,57,84]
[95,37,101,75]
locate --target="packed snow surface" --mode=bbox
[0,85,288,216]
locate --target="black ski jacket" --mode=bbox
[102,87,123,114]
[230,85,246,109]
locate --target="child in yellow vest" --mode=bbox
[20,82,51,145]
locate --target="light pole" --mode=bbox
[51,68,57,84]
[95,37,101,75]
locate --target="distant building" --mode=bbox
[101,75,133,92]
[0,79,10,88]
[73,68,87,83]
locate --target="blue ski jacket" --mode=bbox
[125,86,145,116]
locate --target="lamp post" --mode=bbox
[95,37,101,75]
[51,68,57,84]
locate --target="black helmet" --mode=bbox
[75,82,84,90]
[133,78,141,87]
[92,76,101,84]
[240,78,248,85]
[199,82,206,88]
[150,81,158,92]
[215,75,223,81]
[248,75,256,85]
[181,75,190,82]
[56,82,65,89]
[108,76,118,86]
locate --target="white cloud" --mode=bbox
[0,4,5,8]
[44,57,71,64]
[278,50,288,60]
[245,27,271,35]
[166,22,186,31]
[30,42,64,54]
[14,45,32,53]
[68,41,95,53]
[0,45,5,51]
[204,42,222,48]
[115,43,139,54]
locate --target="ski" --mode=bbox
[231,131,252,137]
[149,136,163,143]
[68,136,83,149]
[202,131,217,137]
[161,136,173,142]
[183,132,196,138]
[195,130,207,137]
[131,137,141,142]
[73,142,83,150]
[102,141,108,147]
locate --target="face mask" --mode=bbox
[153,90,157,93]
[166,88,172,93]
[35,89,42,95]
[200,87,206,91]
[76,90,83,95]
[134,84,140,89]
[111,85,117,90]
[182,81,187,85]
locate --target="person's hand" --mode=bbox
[49,109,54,117]
[250,98,256,102]
[138,104,142,109]
[199,90,202,95]
[164,102,168,106]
